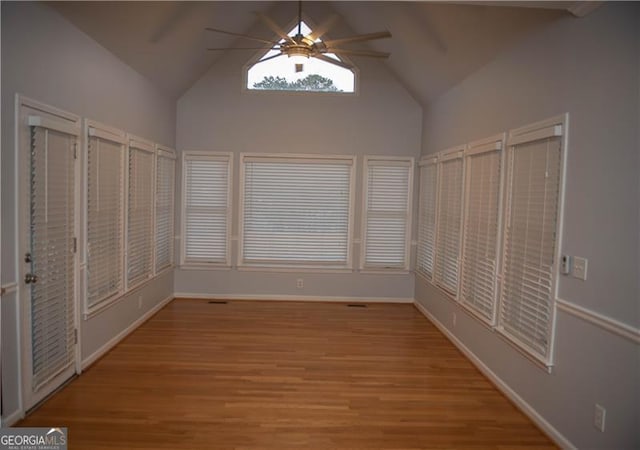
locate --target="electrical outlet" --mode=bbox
[296,278,304,289]
[572,257,588,281]
[594,404,606,432]
[137,296,142,309]
[452,312,457,327]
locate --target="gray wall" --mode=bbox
[1,2,176,423]
[416,3,639,448]
[174,2,422,300]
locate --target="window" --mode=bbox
[85,121,126,312]
[498,116,566,365]
[182,153,232,265]
[460,136,504,325]
[126,136,155,288]
[246,21,355,93]
[417,157,438,279]
[361,157,413,270]
[433,147,465,297]
[155,146,176,273]
[240,154,354,267]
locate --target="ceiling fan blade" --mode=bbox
[207,47,280,51]
[306,14,340,41]
[257,52,285,63]
[323,31,392,47]
[314,54,353,70]
[205,27,278,45]
[255,12,296,44]
[327,48,390,58]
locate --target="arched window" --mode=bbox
[247,21,355,93]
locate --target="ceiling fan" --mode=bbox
[205,1,391,72]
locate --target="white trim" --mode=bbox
[439,145,465,161]
[237,265,353,274]
[1,281,18,295]
[466,133,504,156]
[556,298,640,344]
[418,155,437,167]
[127,134,155,153]
[2,408,24,427]
[412,300,575,450]
[27,115,81,136]
[81,294,173,370]
[156,144,176,160]
[87,122,127,144]
[174,292,414,303]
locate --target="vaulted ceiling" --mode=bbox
[49,1,581,106]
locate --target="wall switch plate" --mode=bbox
[594,404,606,432]
[572,257,588,280]
[296,278,304,289]
[561,255,571,275]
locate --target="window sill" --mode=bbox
[237,265,353,274]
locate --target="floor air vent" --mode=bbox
[208,301,228,304]
[347,304,367,308]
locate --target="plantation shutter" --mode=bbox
[242,156,353,266]
[27,116,78,389]
[499,126,564,363]
[155,147,176,273]
[434,149,464,296]
[460,139,503,324]
[417,157,438,278]
[126,138,155,288]
[86,125,125,310]
[362,158,412,269]
[183,154,230,264]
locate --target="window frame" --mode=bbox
[242,16,360,96]
[124,134,156,291]
[360,155,414,272]
[180,151,233,268]
[83,119,127,317]
[459,134,506,327]
[154,144,176,275]
[432,145,466,300]
[238,152,356,270]
[496,114,568,369]
[416,155,439,281]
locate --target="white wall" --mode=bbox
[416,3,639,448]
[1,2,176,424]
[175,2,422,300]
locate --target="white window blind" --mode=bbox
[29,121,77,389]
[460,140,503,324]
[86,125,125,310]
[434,150,464,296]
[126,140,155,288]
[417,158,438,278]
[362,158,413,269]
[155,147,176,273]
[241,155,353,266]
[499,129,564,364]
[183,154,231,264]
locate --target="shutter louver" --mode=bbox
[29,125,76,389]
[460,145,502,324]
[499,136,562,361]
[86,132,124,310]
[242,157,352,266]
[417,160,437,278]
[126,144,154,288]
[363,159,412,269]
[434,154,464,296]
[155,151,175,272]
[183,155,230,264]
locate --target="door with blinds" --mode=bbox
[18,97,80,410]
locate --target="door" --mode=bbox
[19,97,80,410]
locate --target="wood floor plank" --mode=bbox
[18,299,556,449]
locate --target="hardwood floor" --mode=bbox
[19,299,556,449]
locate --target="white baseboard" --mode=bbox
[412,300,575,450]
[173,292,414,304]
[2,408,24,427]
[81,294,173,370]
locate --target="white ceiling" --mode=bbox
[49,1,571,105]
